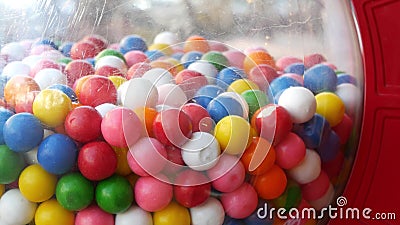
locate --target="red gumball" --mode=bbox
[78,76,117,107]
[163,145,185,176]
[251,104,293,145]
[301,170,330,201]
[78,141,118,181]
[95,65,125,77]
[126,62,152,80]
[153,108,192,147]
[70,41,100,60]
[65,106,103,143]
[173,169,211,208]
[30,59,61,77]
[83,34,108,51]
[248,64,278,89]
[174,69,208,99]
[274,132,306,169]
[180,103,213,133]
[332,113,353,145]
[124,50,149,68]
[64,60,95,87]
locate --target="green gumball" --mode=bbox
[0,145,25,184]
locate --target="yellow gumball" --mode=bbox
[227,79,259,94]
[0,184,4,197]
[164,58,184,73]
[35,199,75,225]
[109,76,127,89]
[113,146,132,176]
[153,201,191,225]
[315,92,345,127]
[149,43,173,56]
[33,89,72,127]
[214,115,251,155]
[19,164,58,202]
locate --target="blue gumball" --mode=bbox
[303,64,337,94]
[119,35,148,54]
[180,51,203,68]
[47,84,78,102]
[244,199,274,225]
[317,130,341,162]
[207,95,243,123]
[3,113,43,152]
[59,42,74,57]
[145,50,165,61]
[85,58,96,67]
[292,114,331,149]
[37,134,78,175]
[337,73,357,86]
[216,67,246,90]
[284,63,306,75]
[35,38,58,49]
[171,52,184,61]
[0,108,14,144]
[223,216,245,225]
[193,85,225,108]
[268,76,302,98]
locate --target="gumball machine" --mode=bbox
[0,0,398,225]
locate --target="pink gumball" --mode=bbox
[248,64,278,88]
[75,204,114,225]
[134,175,173,212]
[301,170,330,201]
[175,69,208,99]
[207,154,245,193]
[127,137,168,177]
[275,56,302,71]
[30,59,61,77]
[101,107,143,148]
[304,53,326,68]
[275,132,306,169]
[220,182,258,219]
[223,50,246,69]
[124,50,149,68]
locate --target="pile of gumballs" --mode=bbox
[0,31,361,225]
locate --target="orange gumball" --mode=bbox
[150,60,178,76]
[183,35,210,53]
[252,164,287,200]
[243,51,276,75]
[241,137,276,175]
[133,107,158,137]
[4,75,40,109]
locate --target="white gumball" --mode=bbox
[1,42,25,61]
[34,68,66,89]
[142,68,174,87]
[288,149,321,184]
[188,61,218,84]
[119,78,159,109]
[190,197,225,225]
[153,31,179,45]
[95,103,118,117]
[115,205,153,225]
[95,55,127,71]
[2,61,31,79]
[335,83,361,118]
[0,189,37,225]
[157,83,187,108]
[278,86,316,124]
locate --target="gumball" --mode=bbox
[284,63,306,75]
[276,56,302,71]
[241,137,276,175]
[96,65,125,77]
[181,132,220,171]
[111,146,131,176]
[281,73,304,86]
[303,64,337,94]
[115,205,153,225]
[221,183,259,219]
[322,151,344,179]
[78,75,117,107]
[109,76,127,89]
[133,106,158,137]
[335,83,361,118]
[19,164,57,202]
[292,114,331,149]
[119,78,158,109]
[278,87,316,124]
[83,34,108,51]
[0,185,4,197]
[56,173,94,211]
[223,50,246,69]
[135,175,173,212]
[332,113,353,145]
[34,68,67,89]
[174,169,211,207]
[64,106,102,143]
[207,154,245,193]
[181,103,213,133]
[241,89,268,119]
[78,141,118,181]
[180,51,203,68]
[30,44,54,55]
[0,108,13,144]
[34,38,58,49]
[248,64,278,89]
[74,75,94,96]
[153,201,191,225]
[47,84,78,101]
[142,68,174,87]
[288,149,321,184]
[95,55,127,72]
[153,108,192,147]
[0,189,37,225]
[316,130,341,162]
[315,92,345,127]
[252,164,287,200]
[127,137,168,176]
[337,73,357,85]
[149,43,173,56]
[3,113,43,152]
[268,76,302,99]
[2,61,31,79]
[33,89,72,127]
[101,107,143,148]
[120,35,148,54]
[190,197,225,225]
[188,61,218,84]
[157,83,188,108]
[308,183,334,210]
[174,69,208,99]
[227,78,259,94]
[243,50,276,74]
[70,40,99,60]
[183,35,210,53]
[4,75,41,108]
[95,103,117,117]
[273,181,302,211]
[207,94,244,123]
[274,132,306,169]
[124,50,149,67]
[193,85,225,109]
[201,51,229,71]
[304,53,326,68]
[214,115,251,155]
[145,49,165,61]
[215,67,246,90]
[0,145,25,184]
[34,199,75,225]
[153,31,179,45]
[75,204,114,225]
[301,170,330,202]
[37,134,78,175]
[96,174,134,214]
